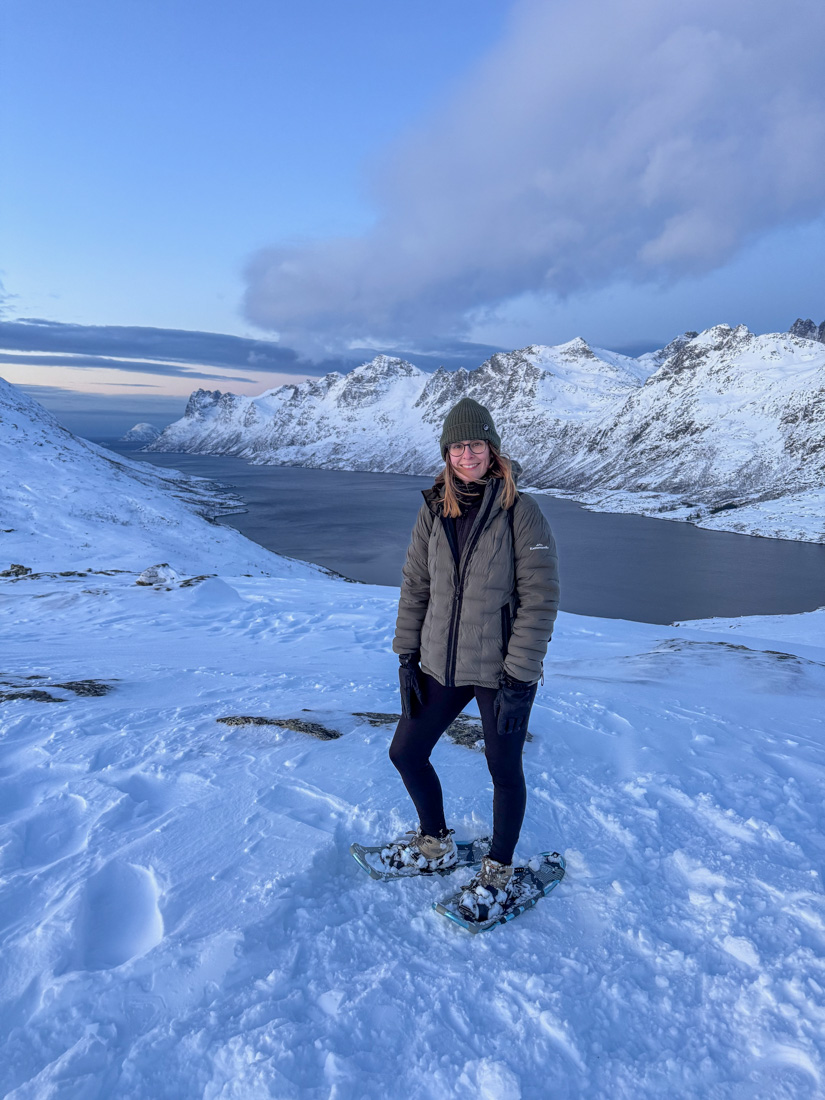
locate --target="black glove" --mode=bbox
[398,652,425,719]
[493,674,537,737]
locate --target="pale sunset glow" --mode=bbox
[0,356,313,398]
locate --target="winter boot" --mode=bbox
[379,828,458,873]
[456,856,516,922]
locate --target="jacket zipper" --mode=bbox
[501,603,512,653]
[443,482,500,687]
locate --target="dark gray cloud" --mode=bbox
[0,318,339,376]
[244,0,825,347]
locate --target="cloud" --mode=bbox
[0,351,257,384]
[0,318,375,378]
[244,0,825,347]
[0,317,509,378]
[0,318,317,374]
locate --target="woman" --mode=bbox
[380,397,560,920]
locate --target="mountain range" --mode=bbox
[148,324,825,543]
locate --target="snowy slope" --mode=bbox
[573,326,825,498]
[2,380,825,1097]
[1,569,823,1099]
[0,376,315,576]
[149,327,825,542]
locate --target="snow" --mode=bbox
[677,605,825,649]
[2,379,825,1097]
[2,571,824,1098]
[544,484,825,544]
[0,376,319,578]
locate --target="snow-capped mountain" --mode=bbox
[565,325,825,497]
[148,340,653,478]
[0,376,313,575]
[789,317,825,344]
[119,422,161,444]
[149,326,825,540]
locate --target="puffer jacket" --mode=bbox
[393,474,560,688]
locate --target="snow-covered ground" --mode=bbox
[538,484,825,544]
[3,379,825,1098]
[0,376,315,577]
[2,567,824,1098]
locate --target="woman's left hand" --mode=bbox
[398,652,425,719]
[493,674,537,737]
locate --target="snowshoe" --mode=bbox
[350,833,490,881]
[434,851,565,933]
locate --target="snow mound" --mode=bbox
[183,576,246,611]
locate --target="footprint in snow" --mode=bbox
[19,793,90,870]
[109,772,175,816]
[1,792,90,872]
[74,860,164,971]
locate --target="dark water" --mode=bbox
[111,447,825,625]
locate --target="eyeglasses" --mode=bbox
[447,440,488,457]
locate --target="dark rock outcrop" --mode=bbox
[789,318,825,344]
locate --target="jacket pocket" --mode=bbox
[500,602,513,654]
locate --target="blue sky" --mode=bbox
[1,0,509,335]
[2,0,824,429]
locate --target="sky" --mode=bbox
[2,0,824,433]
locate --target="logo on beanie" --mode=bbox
[483,425,489,431]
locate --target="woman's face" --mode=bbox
[447,439,491,483]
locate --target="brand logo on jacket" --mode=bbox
[529,544,551,550]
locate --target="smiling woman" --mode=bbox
[371,397,561,922]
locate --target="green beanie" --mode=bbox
[439,397,501,457]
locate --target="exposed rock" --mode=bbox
[0,675,115,701]
[789,318,825,344]
[1,563,32,577]
[353,711,402,726]
[55,680,115,697]
[136,564,181,587]
[443,714,487,750]
[216,715,341,740]
[0,689,66,703]
[351,710,533,750]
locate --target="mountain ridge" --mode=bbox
[146,325,825,542]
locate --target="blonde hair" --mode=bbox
[436,443,519,518]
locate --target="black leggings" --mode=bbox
[388,672,529,866]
